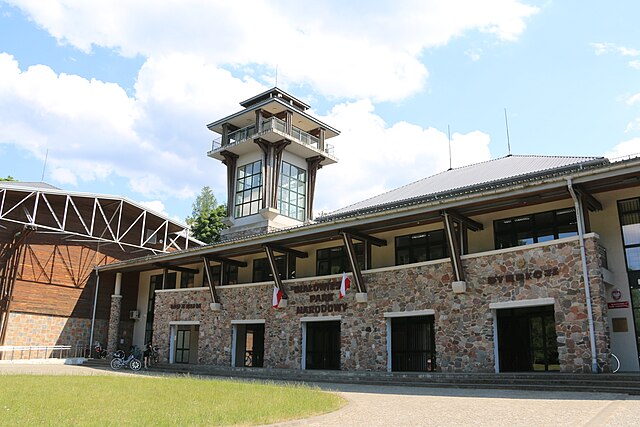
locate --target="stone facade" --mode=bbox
[5,312,108,348]
[107,295,122,353]
[152,235,609,373]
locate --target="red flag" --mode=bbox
[272,286,283,308]
[340,272,351,299]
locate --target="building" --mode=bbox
[95,88,640,373]
[0,182,196,356]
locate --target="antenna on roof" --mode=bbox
[447,125,453,170]
[504,108,512,156]
[275,65,278,87]
[41,149,48,182]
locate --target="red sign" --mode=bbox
[608,301,630,309]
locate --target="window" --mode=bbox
[180,272,195,288]
[395,230,447,265]
[253,255,296,282]
[210,264,238,286]
[494,208,578,250]
[161,272,177,290]
[316,243,366,276]
[278,162,306,221]
[235,160,262,218]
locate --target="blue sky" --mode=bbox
[0,0,639,223]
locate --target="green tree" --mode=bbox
[186,186,227,244]
[0,175,15,181]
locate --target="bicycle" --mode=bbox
[110,348,142,371]
[597,352,620,373]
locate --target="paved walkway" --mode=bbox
[2,363,639,426]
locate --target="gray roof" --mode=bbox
[0,181,60,190]
[322,155,607,220]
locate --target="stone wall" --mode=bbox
[4,312,108,348]
[152,235,608,373]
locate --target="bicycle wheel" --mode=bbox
[611,353,620,373]
[110,358,123,370]
[129,358,142,371]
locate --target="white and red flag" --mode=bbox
[339,272,351,299]
[272,286,283,308]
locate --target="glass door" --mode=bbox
[175,328,190,364]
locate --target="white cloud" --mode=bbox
[627,93,640,106]
[50,167,77,186]
[0,52,244,204]
[629,60,640,70]
[592,42,640,57]
[313,100,492,214]
[137,200,166,216]
[6,0,538,102]
[604,138,640,160]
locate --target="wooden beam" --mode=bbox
[444,209,483,232]
[265,244,308,259]
[574,184,603,212]
[204,255,247,268]
[341,229,387,247]
[341,232,365,293]
[442,212,465,282]
[154,263,199,275]
[201,256,218,304]
[264,246,288,299]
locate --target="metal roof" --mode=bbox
[322,155,608,219]
[0,181,60,190]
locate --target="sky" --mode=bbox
[0,1,639,224]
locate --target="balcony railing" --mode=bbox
[210,117,334,156]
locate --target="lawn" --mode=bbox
[0,375,344,426]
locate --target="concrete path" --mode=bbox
[2,363,639,426]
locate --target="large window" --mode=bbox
[494,208,578,250]
[278,162,306,221]
[316,243,366,276]
[395,230,447,265]
[180,272,195,288]
[210,264,239,286]
[253,255,296,282]
[235,160,262,218]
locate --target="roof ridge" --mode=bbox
[325,154,606,217]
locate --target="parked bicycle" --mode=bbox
[597,352,620,373]
[110,347,142,371]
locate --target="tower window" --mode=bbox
[235,160,262,218]
[278,162,306,221]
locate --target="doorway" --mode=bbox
[233,323,265,368]
[497,305,559,372]
[304,321,340,370]
[169,323,199,364]
[390,315,436,372]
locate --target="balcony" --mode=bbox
[209,117,336,162]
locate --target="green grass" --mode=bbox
[0,375,345,426]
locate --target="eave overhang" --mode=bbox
[96,156,640,274]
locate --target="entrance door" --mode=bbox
[497,305,559,372]
[234,324,265,367]
[305,321,340,370]
[175,327,191,364]
[391,316,436,372]
[173,325,199,364]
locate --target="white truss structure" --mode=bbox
[0,185,192,255]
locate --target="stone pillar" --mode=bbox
[106,273,122,354]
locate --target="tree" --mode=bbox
[186,186,227,244]
[0,176,15,181]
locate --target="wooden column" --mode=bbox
[341,232,365,293]
[306,156,324,222]
[264,245,288,299]
[220,150,239,217]
[442,212,465,282]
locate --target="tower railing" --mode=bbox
[210,118,333,156]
